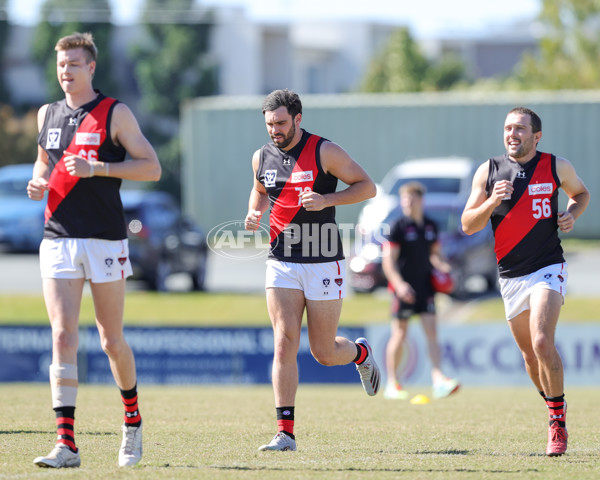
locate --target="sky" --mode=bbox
[7,0,541,38]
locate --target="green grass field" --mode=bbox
[0,290,599,327]
[1,384,598,479]
[1,240,598,478]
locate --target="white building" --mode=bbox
[1,6,537,106]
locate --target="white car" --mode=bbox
[350,157,497,297]
[356,156,477,236]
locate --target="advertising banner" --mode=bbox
[0,324,598,386]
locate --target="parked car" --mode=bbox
[349,157,497,298]
[121,190,208,292]
[356,157,477,237]
[0,164,45,253]
[350,193,497,298]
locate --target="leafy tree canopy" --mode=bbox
[32,0,116,103]
[361,27,467,93]
[133,0,218,117]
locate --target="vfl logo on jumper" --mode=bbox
[529,183,553,195]
[291,171,313,183]
[516,171,527,179]
[264,169,277,188]
[76,132,100,146]
[46,128,61,149]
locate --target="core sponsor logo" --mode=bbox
[528,183,553,195]
[291,171,313,183]
[76,132,101,146]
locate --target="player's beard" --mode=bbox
[506,134,536,159]
[272,123,296,150]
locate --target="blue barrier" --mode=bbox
[0,326,364,384]
[1,324,598,386]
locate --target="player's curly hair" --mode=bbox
[262,89,302,119]
[55,32,97,64]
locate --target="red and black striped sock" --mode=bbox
[54,407,77,453]
[546,394,566,428]
[353,343,368,364]
[120,385,141,427]
[276,406,295,439]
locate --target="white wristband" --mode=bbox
[89,162,94,177]
[105,162,109,177]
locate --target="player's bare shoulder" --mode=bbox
[110,102,141,146]
[37,104,50,132]
[319,140,353,174]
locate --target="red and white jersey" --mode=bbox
[256,129,344,263]
[37,91,127,240]
[486,151,564,278]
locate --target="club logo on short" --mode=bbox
[118,257,128,265]
[558,275,564,283]
[323,278,330,287]
[264,169,277,188]
[335,278,343,286]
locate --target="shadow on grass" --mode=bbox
[414,449,470,455]
[207,465,540,474]
[0,430,51,435]
[0,429,117,436]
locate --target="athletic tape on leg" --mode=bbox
[50,363,78,408]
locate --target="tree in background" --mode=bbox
[0,105,38,167]
[361,27,467,93]
[0,0,9,103]
[31,0,116,103]
[132,0,218,198]
[510,0,600,89]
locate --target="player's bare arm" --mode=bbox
[300,141,375,211]
[430,241,451,274]
[556,157,590,233]
[245,150,269,231]
[106,103,161,181]
[461,162,511,235]
[381,242,415,303]
[58,104,161,182]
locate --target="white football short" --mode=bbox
[40,238,133,283]
[499,263,568,321]
[265,259,346,300]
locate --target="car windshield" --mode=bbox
[426,208,455,233]
[381,205,458,236]
[0,178,28,197]
[385,177,462,196]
